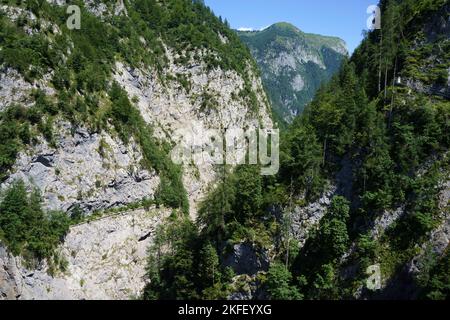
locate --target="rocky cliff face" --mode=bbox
[0,0,272,299]
[1,121,160,214]
[403,2,450,99]
[238,22,348,122]
[0,208,170,300]
[113,57,272,216]
[350,177,450,300]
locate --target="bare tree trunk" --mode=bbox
[388,57,398,128]
[384,62,388,100]
[378,32,383,93]
[285,178,294,270]
[363,174,366,193]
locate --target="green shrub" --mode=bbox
[266,263,303,300]
[0,180,70,260]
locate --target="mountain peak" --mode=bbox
[237,22,347,122]
[236,22,302,34]
[269,22,302,33]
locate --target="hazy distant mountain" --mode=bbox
[238,22,348,123]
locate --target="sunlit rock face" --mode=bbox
[0,208,169,300]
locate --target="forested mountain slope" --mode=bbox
[238,22,348,123]
[143,0,449,300]
[0,0,272,299]
[0,0,448,301]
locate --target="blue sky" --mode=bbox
[204,0,377,54]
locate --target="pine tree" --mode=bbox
[266,263,302,300]
[197,166,235,244]
[198,242,220,288]
[0,180,28,254]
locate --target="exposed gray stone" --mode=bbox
[223,242,270,276]
[289,185,337,248]
[113,54,272,217]
[0,68,35,111]
[0,208,170,300]
[2,121,160,215]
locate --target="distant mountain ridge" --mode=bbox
[237,22,348,123]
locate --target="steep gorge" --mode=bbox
[0,0,449,301]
